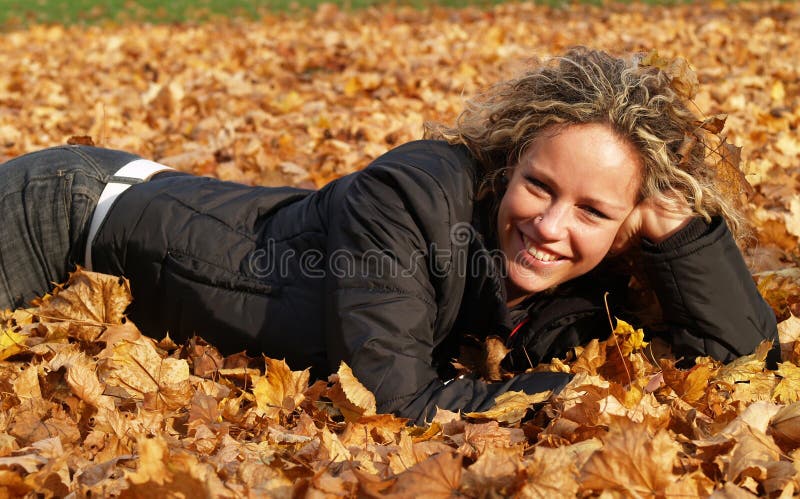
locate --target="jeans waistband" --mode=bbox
[84,159,174,270]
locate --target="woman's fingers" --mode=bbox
[610,195,695,256]
[610,205,643,255]
[637,196,694,243]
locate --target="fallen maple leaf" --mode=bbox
[385,452,463,498]
[768,402,800,452]
[612,317,649,356]
[716,341,772,384]
[580,418,680,495]
[519,445,580,498]
[252,356,309,420]
[465,390,551,424]
[47,346,115,411]
[102,336,192,411]
[0,327,26,360]
[37,268,132,341]
[772,362,800,404]
[778,314,800,362]
[326,362,377,422]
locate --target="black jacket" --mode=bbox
[93,140,777,423]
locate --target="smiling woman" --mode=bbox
[496,123,643,304]
[0,47,778,424]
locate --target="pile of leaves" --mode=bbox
[1,269,799,497]
[1,1,800,496]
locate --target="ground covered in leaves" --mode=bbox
[1,1,800,497]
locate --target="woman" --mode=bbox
[0,47,777,424]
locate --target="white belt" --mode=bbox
[84,159,174,271]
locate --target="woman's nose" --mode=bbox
[533,205,569,240]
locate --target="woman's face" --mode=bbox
[497,123,642,304]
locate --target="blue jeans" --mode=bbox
[0,145,140,309]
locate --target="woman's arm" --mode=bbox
[641,216,778,362]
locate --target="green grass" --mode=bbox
[0,0,519,27]
[0,0,713,27]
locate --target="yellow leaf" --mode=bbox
[716,341,772,384]
[683,362,718,404]
[572,339,605,375]
[320,426,351,463]
[771,80,786,102]
[251,357,309,419]
[773,362,800,404]
[127,435,170,486]
[343,76,361,97]
[0,328,26,360]
[465,390,551,424]
[326,362,377,422]
[612,318,648,356]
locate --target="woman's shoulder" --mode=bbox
[360,139,478,198]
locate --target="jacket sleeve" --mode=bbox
[642,216,778,362]
[323,146,570,425]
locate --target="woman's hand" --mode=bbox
[611,195,695,254]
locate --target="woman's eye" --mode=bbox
[525,176,549,194]
[581,205,608,220]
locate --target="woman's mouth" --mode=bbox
[522,233,564,263]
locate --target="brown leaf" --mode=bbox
[386,452,463,498]
[38,269,132,341]
[724,425,783,485]
[455,421,524,459]
[103,336,192,410]
[462,445,523,497]
[571,339,605,376]
[520,445,581,498]
[713,138,755,206]
[47,346,114,410]
[769,403,800,450]
[580,419,680,495]
[67,135,95,146]
[697,113,728,134]
[482,336,511,381]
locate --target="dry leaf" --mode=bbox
[385,452,463,498]
[0,328,26,360]
[37,269,131,341]
[465,390,551,424]
[0,3,798,495]
[326,362,377,421]
[252,357,309,419]
[580,420,680,495]
[103,337,192,410]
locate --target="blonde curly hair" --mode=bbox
[426,46,743,236]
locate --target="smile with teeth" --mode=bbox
[522,234,563,262]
